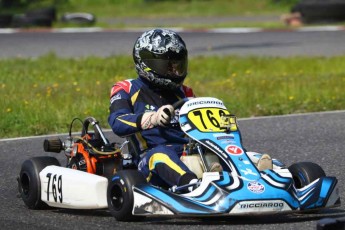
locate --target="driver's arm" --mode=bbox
[108,96,142,137]
[108,86,174,137]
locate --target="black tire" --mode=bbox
[28,15,53,27]
[291,1,345,23]
[288,161,326,189]
[12,14,53,28]
[107,170,146,221]
[0,14,13,28]
[26,6,57,21]
[11,14,30,28]
[18,156,60,209]
[60,12,96,25]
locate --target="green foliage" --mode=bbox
[1,54,345,138]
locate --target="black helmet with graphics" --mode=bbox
[133,29,188,90]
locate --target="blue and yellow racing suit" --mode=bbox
[108,77,197,187]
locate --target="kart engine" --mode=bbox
[43,117,125,177]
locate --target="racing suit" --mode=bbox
[108,77,197,188]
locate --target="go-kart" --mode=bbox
[17,97,340,221]
[17,116,126,210]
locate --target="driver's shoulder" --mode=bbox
[182,85,195,97]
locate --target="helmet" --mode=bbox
[133,29,188,90]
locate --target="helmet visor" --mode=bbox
[144,58,187,79]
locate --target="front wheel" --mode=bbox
[18,156,60,209]
[107,170,146,221]
[288,161,326,189]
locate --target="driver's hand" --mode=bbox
[155,105,174,126]
[140,105,174,129]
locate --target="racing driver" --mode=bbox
[108,29,199,191]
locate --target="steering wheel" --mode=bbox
[172,97,189,110]
[165,97,190,128]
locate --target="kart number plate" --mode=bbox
[187,108,231,132]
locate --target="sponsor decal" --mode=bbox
[187,100,224,107]
[110,80,132,97]
[226,145,243,155]
[110,93,121,104]
[241,168,257,176]
[239,201,284,209]
[145,104,156,111]
[213,134,235,140]
[247,181,265,194]
[221,140,236,145]
[204,140,228,159]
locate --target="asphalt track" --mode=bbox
[1,26,345,58]
[1,111,345,230]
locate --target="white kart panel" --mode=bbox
[40,166,108,209]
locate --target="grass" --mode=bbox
[1,54,345,138]
[60,0,292,18]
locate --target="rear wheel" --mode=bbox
[107,170,146,221]
[18,156,60,209]
[288,161,326,189]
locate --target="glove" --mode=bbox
[140,105,174,129]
